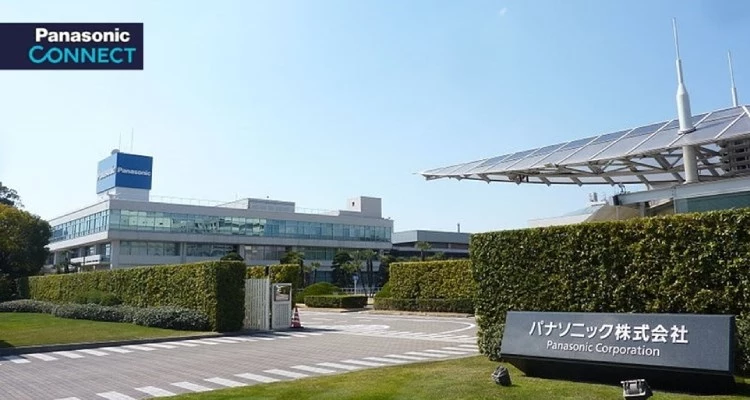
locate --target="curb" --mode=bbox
[363,310,475,318]
[297,306,369,314]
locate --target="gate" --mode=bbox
[244,278,270,331]
[243,279,293,331]
[271,283,293,330]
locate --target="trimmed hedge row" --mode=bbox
[247,264,302,288]
[470,209,750,374]
[20,261,246,331]
[294,282,339,304]
[305,295,368,309]
[0,300,210,331]
[389,260,476,300]
[373,298,474,313]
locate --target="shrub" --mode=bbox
[26,260,246,331]
[373,298,474,313]
[74,290,122,306]
[374,282,391,299]
[0,299,56,314]
[294,282,339,304]
[0,275,12,302]
[389,260,476,300]
[305,295,367,309]
[52,303,134,323]
[247,264,302,288]
[132,307,210,331]
[470,208,750,374]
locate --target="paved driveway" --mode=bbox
[0,311,479,400]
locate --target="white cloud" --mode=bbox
[498,7,508,17]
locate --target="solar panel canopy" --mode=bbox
[420,105,750,186]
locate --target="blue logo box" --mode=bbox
[0,23,143,70]
[97,152,153,193]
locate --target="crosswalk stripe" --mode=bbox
[340,359,386,367]
[290,365,337,374]
[235,373,280,383]
[184,339,219,345]
[100,347,133,354]
[443,347,478,352]
[267,334,291,339]
[54,397,81,400]
[317,362,361,371]
[96,391,137,400]
[135,386,176,397]
[458,344,479,349]
[405,351,449,358]
[224,336,256,342]
[205,377,247,387]
[425,349,469,355]
[166,341,200,347]
[25,353,58,361]
[264,369,309,379]
[144,343,178,349]
[78,349,109,356]
[250,336,277,341]
[364,357,408,364]
[296,332,323,336]
[202,338,240,344]
[123,345,157,351]
[2,355,31,364]
[384,354,429,361]
[54,351,85,359]
[171,381,212,392]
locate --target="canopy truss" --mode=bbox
[420,105,750,186]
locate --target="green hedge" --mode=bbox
[22,261,246,332]
[294,282,340,304]
[470,209,750,374]
[0,275,12,302]
[247,264,302,288]
[373,298,474,313]
[390,260,476,300]
[305,295,368,309]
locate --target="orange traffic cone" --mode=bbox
[291,307,303,329]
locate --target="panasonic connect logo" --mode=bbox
[0,23,143,70]
[97,167,151,181]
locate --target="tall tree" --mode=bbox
[0,204,51,279]
[331,250,353,287]
[280,249,304,265]
[0,182,22,208]
[415,241,432,261]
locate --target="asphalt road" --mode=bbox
[0,311,479,400]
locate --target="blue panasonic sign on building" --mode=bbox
[96,151,153,194]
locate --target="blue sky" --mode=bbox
[1,0,749,233]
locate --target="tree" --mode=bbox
[331,250,353,287]
[280,249,304,265]
[306,261,321,285]
[220,252,244,262]
[427,251,446,261]
[0,182,22,208]
[0,204,51,279]
[415,241,432,261]
[377,254,396,286]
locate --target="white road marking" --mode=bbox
[54,398,81,400]
[96,392,137,400]
[290,365,337,374]
[184,340,219,345]
[317,362,361,371]
[364,356,409,364]
[224,336,257,342]
[53,351,85,359]
[25,353,58,361]
[123,345,157,351]
[205,377,247,387]
[235,373,280,383]
[272,332,308,338]
[384,354,429,361]
[144,343,178,349]
[202,338,240,344]
[171,381,212,392]
[458,344,479,349]
[78,349,109,356]
[2,355,31,364]
[340,359,386,367]
[167,341,200,347]
[100,347,133,354]
[135,386,176,397]
[251,335,278,341]
[264,369,309,379]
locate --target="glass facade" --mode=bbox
[50,208,392,243]
[51,210,109,242]
[120,241,179,256]
[186,243,236,257]
[675,191,750,213]
[244,245,360,261]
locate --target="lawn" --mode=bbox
[0,312,205,348]
[169,356,750,400]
